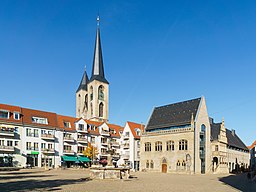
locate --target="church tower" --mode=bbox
[76,16,109,122]
[76,67,89,118]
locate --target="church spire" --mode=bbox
[90,15,109,84]
[76,66,89,93]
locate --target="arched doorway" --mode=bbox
[212,157,218,172]
[162,158,167,173]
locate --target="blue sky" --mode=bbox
[1,0,256,145]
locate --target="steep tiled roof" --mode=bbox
[22,107,57,128]
[210,123,248,151]
[108,123,123,138]
[127,121,145,139]
[0,104,23,125]
[57,115,77,131]
[86,120,102,135]
[146,97,201,131]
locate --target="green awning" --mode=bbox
[78,156,91,162]
[62,155,78,162]
[31,151,39,155]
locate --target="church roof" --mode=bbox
[210,123,248,151]
[146,97,201,131]
[76,69,89,93]
[89,17,109,84]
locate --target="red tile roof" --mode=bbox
[0,103,124,136]
[127,121,145,139]
[0,104,23,124]
[86,120,101,135]
[57,115,77,131]
[22,107,58,128]
[248,140,256,150]
[108,123,123,138]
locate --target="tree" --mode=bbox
[83,142,98,161]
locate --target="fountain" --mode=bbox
[90,140,130,179]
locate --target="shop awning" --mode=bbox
[31,151,39,155]
[62,155,77,162]
[78,156,91,162]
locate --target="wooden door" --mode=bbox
[162,164,167,173]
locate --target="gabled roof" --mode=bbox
[22,107,57,128]
[146,97,201,131]
[89,17,108,84]
[210,123,248,151]
[0,103,23,125]
[76,69,89,93]
[127,121,145,139]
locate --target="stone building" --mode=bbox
[76,16,109,122]
[210,119,249,173]
[140,97,249,174]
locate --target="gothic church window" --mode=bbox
[201,124,206,132]
[85,94,88,109]
[99,102,104,117]
[98,85,104,100]
[179,140,188,150]
[90,86,93,101]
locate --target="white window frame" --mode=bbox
[32,117,48,125]
[63,121,71,128]
[13,112,20,120]
[0,110,10,119]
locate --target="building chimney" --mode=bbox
[231,129,235,136]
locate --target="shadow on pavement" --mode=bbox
[0,177,92,192]
[0,170,45,175]
[0,174,54,180]
[218,173,255,192]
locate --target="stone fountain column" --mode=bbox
[106,139,114,168]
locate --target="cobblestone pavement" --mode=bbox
[0,168,255,192]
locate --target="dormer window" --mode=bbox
[135,128,141,136]
[63,122,71,128]
[110,129,116,134]
[78,124,84,131]
[0,110,9,119]
[32,117,48,124]
[14,112,20,120]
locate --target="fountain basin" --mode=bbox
[90,167,130,179]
